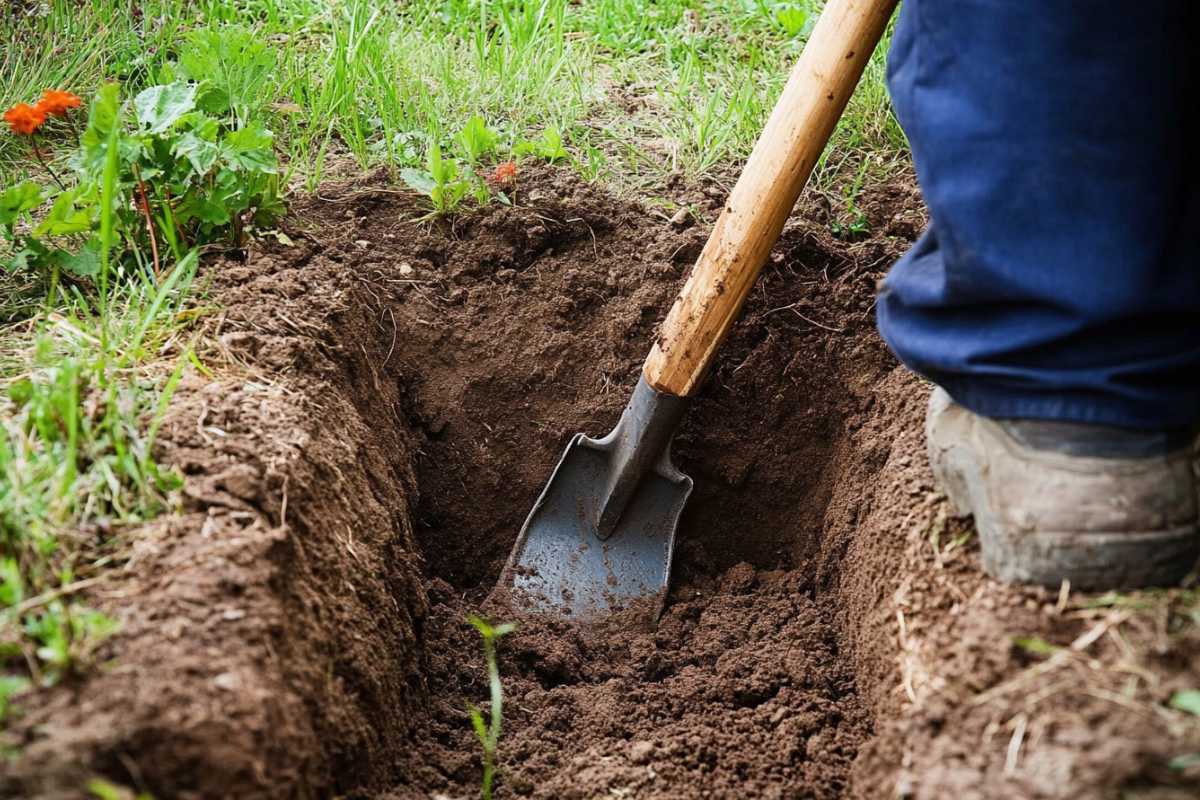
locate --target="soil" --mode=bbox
[3,166,1198,800]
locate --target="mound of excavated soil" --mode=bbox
[4,166,1198,800]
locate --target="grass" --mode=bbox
[0,85,206,696]
[2,0,904,192]
[0,0,906,741]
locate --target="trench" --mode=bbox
[297,170,922,799]
[4,169,925,800]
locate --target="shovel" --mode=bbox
[495,0,898,620]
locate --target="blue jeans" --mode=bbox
[876,1,1200,430]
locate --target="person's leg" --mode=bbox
[880,1,1200,588]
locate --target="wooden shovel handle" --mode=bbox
[642,0,897,397]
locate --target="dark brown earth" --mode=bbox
[3,166,1198,800]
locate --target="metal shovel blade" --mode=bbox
[496,377,693,621]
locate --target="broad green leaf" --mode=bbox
[195,84,233,117]
[177,27,276,120]
[34,190,93,237]
[211,168,252,215]
[49,237,103,278]
[221,122,277,173]
[223,122,273,152]
[82,82,120,143]
[538,128,567,161]
[426,142,448,179]
[775,6,809,36]
[178,193,232,226]
[400,168,436,196]
[458,115,498,163]
[0,181,43,225]
[1170,689,1200,716]
[173,131,221,175]
[182,113,220,141]
[78,83,131,178]
[5,238,50,273]
[134,82,197,134]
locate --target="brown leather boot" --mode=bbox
[926,388,1200,589]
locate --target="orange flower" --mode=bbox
[491,161,518,186]
[3,103,47,136]
[37,89,82,118]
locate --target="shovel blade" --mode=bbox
[498,433,693,621]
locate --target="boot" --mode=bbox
[926,388,1200,589]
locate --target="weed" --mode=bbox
[458,115,500,166]
[516,127,569,163]
[829,159,872,240]
[2,77,280,288]
[467,614,517,800]
[404,116,512,213]
[171,26,277,127]
[0,67,248,701]
[829,210,870,241]
[402,141,472,214]
[773,3,814,37]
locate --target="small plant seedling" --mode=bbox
[830,158,872,240]
[515,126,568,163]
[466,614,517,800]
[830,211,870,240]
[458,115,499,166]
[402,142,474,214]
[774,3,811,37]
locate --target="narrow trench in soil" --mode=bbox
[295,174,918,798]
[397,395,870,799]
